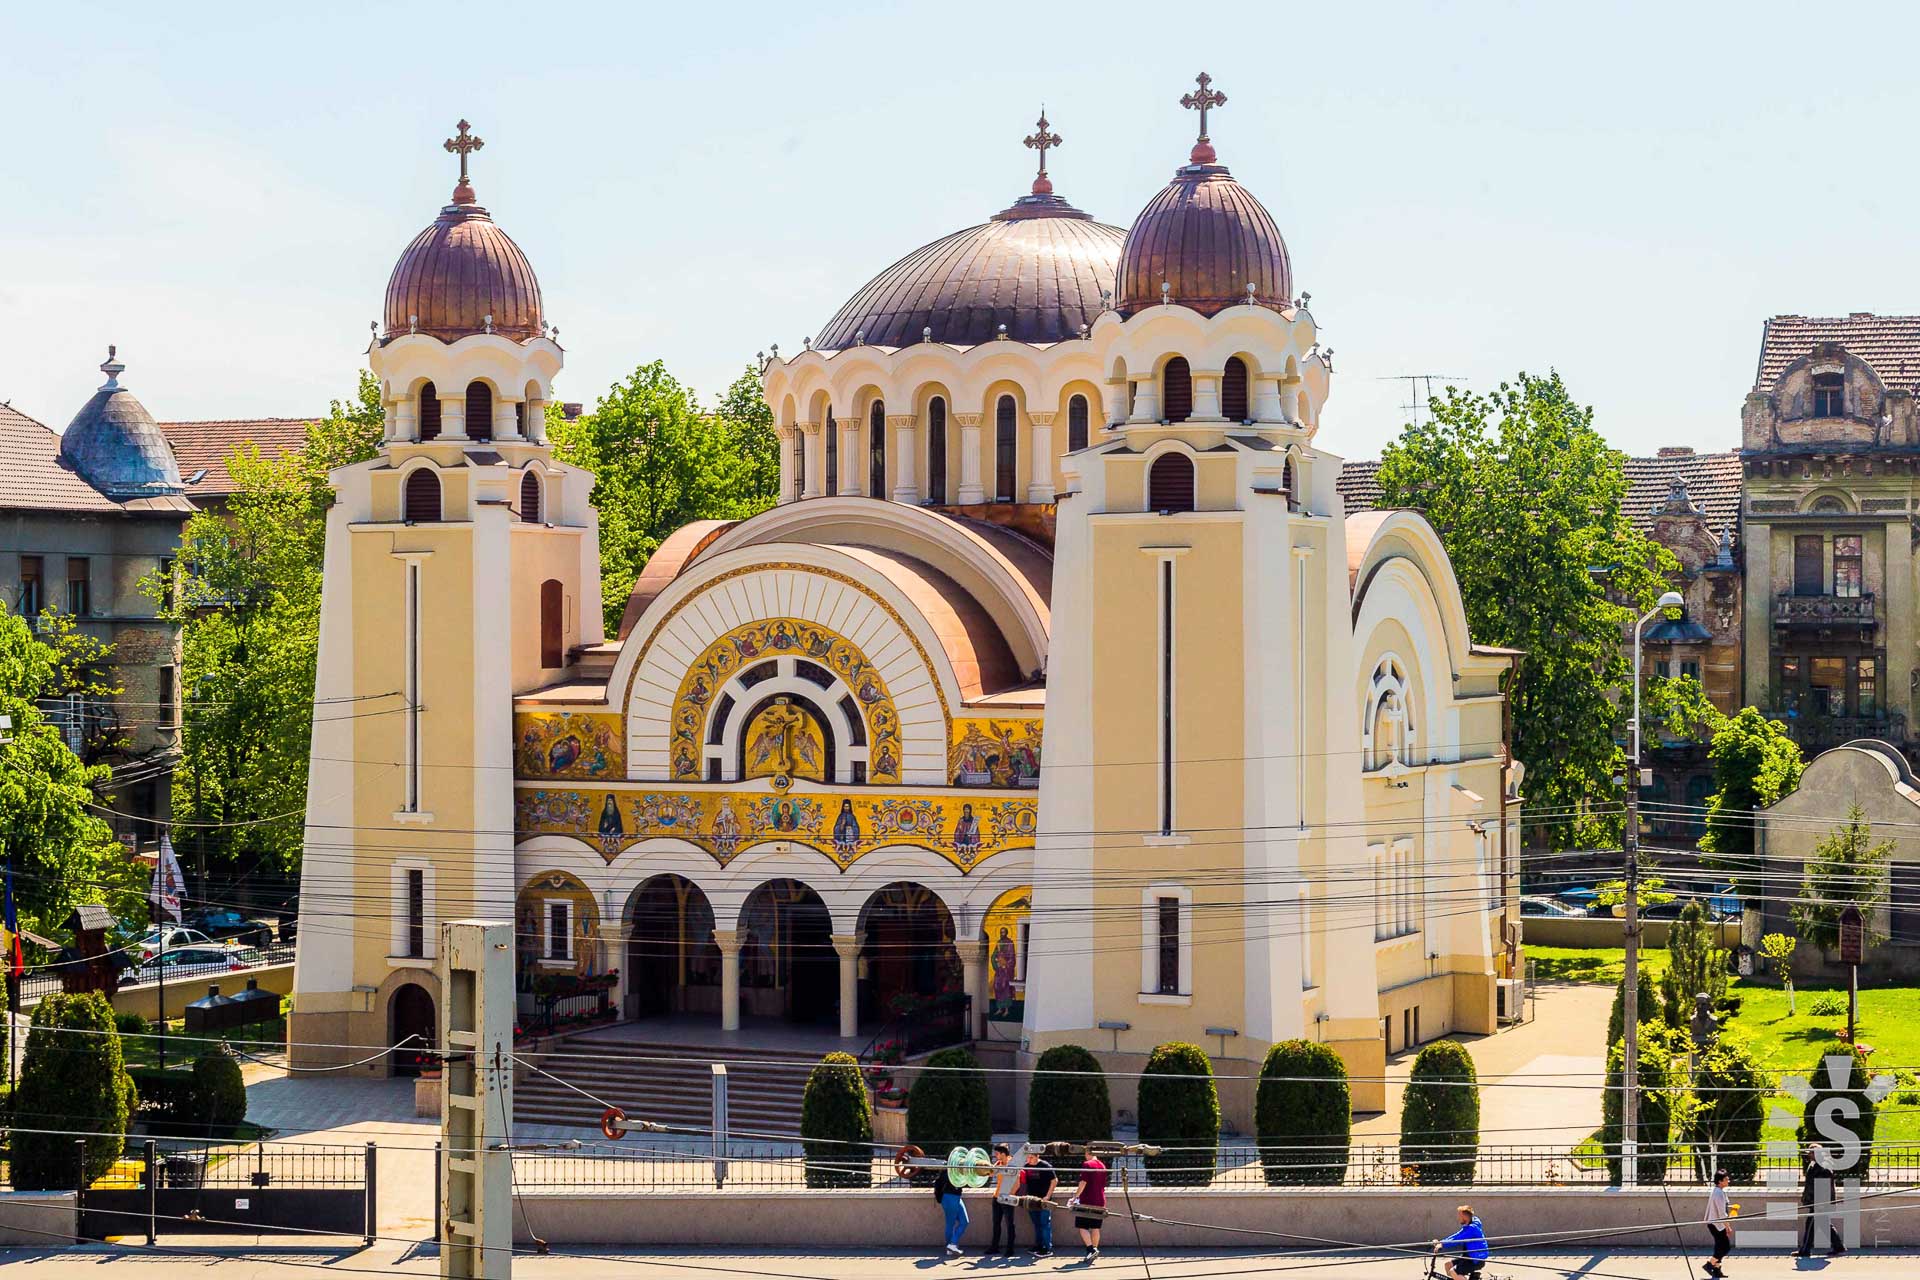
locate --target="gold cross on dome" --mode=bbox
[1023,110,1062,180]
[443,119,485,183]
[1180,72,1227,141]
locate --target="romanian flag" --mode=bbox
[3,864,21,981]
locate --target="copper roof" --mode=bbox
[0,402,192,515]
[814,196,1123,349]
[1622,448,1741,534]
[161,417,312,497]
[1756,313,1920,394]
[384,191,543,344]
[1114,162,1292,317]
[832,546,1024,699]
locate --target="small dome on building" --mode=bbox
[383,121,544,344]
[1114,73,1293,318]
[815,114,1122,349]
[59,347,184,498]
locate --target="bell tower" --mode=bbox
[289,122,603,1069]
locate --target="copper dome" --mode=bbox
[1114,161,1292,317]
[815,192,1122,350]
[383,195,544,344]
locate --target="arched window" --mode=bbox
[927,398,947,504]
[1147,452,1195,513]
[792,429,805,500]
[994,396,1017,502]
[515,400,528,436]
[1364,659,1412,771]
[1222,357,1249,422]
[1163,357,1193,423]
[540,579,563,669]
[869,401,886,497]
[825,410,838,494]
[1068,395,1089,452]
[418,382,441,441]
[520,469,542,524]
[1281,456,1296,499]
[466,382,493,442]
[403,469,441,523]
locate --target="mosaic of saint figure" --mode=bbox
[832,799,861,860]
[597,793,626,853]
[952,803,981,857]
[712,800,742,860]
[990,926,1018,1015]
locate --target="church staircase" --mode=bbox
[514,1038,823,1136]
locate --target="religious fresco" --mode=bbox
[514,870,603,977]
[981,885,1032,1023]
[742,697,828,782]
[670,618,903,784]
[515,711,624,780]
[948,719,1043,788]
[514,785,1037,871]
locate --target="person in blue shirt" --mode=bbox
[1433,1205,1490,1278]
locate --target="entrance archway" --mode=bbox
[739,879,836,1026]
[859,883,958,1023]
[628,874,720,1019]
[388,982,436,1078]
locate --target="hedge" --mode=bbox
[1027,1044,1112,1148]
[1796,1042,1877,1179]
[800,1052,874,1188]
[1256,1039,1350,1186]
[1398,1040,1479,1186]
[1601,1023,1679,1185]
[1138,1042,1219,1186]
[11,992,136,1190]
[129,1057,249,1137]
[906,1047,990,1180]
[194,1051,248,1132]
[1687,1037,1765,1184]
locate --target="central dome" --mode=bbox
[814,192,1123,350]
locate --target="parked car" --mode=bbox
[1520,895,1582,918]
[131,926,212,961]
[183,909,276,947]
[123,943,257,985]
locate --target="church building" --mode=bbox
[291,84,1522,1118]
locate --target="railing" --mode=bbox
[1768,707,1908,755]
[1774,592,1875,626]
[19,941,296,1005]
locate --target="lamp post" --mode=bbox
[1622,589,1685,1186]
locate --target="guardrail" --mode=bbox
[20,942,296,1005]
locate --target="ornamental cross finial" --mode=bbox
[1023,109,1062,196]
[1180,72,1227,163]
[443,119,485,203]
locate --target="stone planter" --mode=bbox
[872,1101,908,1148]
[415,1071,442,1118]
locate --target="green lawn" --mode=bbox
[120,1017,285,1070]
[1526,945,1667,985]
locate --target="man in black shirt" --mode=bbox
[1021,1147,1057,1256]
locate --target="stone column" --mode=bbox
[525,396,548,444]
[1740,521,1772,707]
[1102,379,1129,429]
[494,399,523,442]
[953,940,988,1041]
[1885,518,1913,726]
[955,414,986,504]
[800,424,824,499]
[889,415,919,504]
[832,933,863,1039]
[1250,376,1286,424]
[394,398,418,442]
[714,929,743,1032]
[600,920,634,1019]
[837,415,862,496]
[1129,377,1161,425]
[776,426,797,504]
[441,395,469,441]
[1192,371,1224,421]
[1026,412,1056,503]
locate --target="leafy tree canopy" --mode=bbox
[1793,804,1893,952]
[1700,706,1804,869]
[1373,371,1677,849]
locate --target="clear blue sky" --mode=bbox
[4,1,1918,462]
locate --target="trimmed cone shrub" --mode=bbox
[801,1051,874,1188]
[906,1047,990,1181]
[1687,1037,1764,1184]
[1601,1023,1680,1185]
[12,992,136,1190]
[1256,1039,1351,1186]
[1027,1044,1112,1149]
[193,1050,248,1133]
[1796,1042,1877,1180]
[1606,966,1660,1053]
[1399,1039,1479,1186]
[1138,1041,1219,1186]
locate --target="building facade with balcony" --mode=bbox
[1740,314,1920,758]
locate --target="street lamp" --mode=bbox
[1621,588,1685,1185]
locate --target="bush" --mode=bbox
[11,992,136,1190]
[1399,1040,1479,1185]
[193,1050,248,1133]
[1256,1039,1350,1186]
[1796,1043,1876,1179]
[1809,992,1846,1018]
[1137,1042,1219,1186]
[1687,1037,1765,1183]
[1601,1023,1681,1185]
[127,1067,201,1125]
[1607,966,1660,1052]
[800,1051,873,1188]
[114,1012,150,1038]
[906,1047,990,1179]
[1027,1045,1112,1149]
[1661,901,1730,1027]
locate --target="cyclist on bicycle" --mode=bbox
[1432,1204,1490,1278]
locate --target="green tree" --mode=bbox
[1686,1037,1765,1183]
[800,1051,874,1188]
[551,361,780,633]
[1601,1023,1683,1185]
[1793,805,1893,954]
[1372,372,1677,849]
[1254,1039,1350,1186]
[1026,1043,1112,1145]
[905,1047,990,1179]
[10,992,136,1189]
[1606,965,1661,1052]
[1398,1040,1480,1185]
[1796,1043,1878,1178]
[1760,932,1799,1014]
[1137,1041,1220,1186]
[192,1049,248,1133]
[1660,901,1729,1027]
[1700,707,1804,875]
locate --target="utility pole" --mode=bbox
[440,920,513,1280]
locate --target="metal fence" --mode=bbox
[20,942,295,1005]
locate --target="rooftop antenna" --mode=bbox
[1375,373,1468,426]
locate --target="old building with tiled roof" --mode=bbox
[161,417,312,507]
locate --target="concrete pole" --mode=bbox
[832,934,862,1039]
[439,920,513,1280]
[714,929,743,1033]
[953,939,988,1041]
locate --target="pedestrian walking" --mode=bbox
[1702,1167,1734,1277]
[1795,1142,1845,1258]
[989,1143,1019,1259]
[1070,1150,1109,1262]
[934,1163,969,1258]
[1021,1145,1057,1257]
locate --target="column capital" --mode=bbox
[799,420,822,436]
[598,919,635,942]
[954,413,984,429]
[1027,411,1057,428]
[830,933,863,960]
[886,414,917,429]
[952,939,987,964]
[711,928,743,955]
